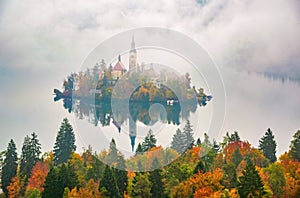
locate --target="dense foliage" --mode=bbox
[1,119,300,198]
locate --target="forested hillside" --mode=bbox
[1,118,300,198]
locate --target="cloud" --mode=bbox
[0,0,300,153]
[1,0,299,75]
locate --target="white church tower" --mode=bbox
[129,35,137,73]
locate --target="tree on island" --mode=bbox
[259,128,277,163]
[1,139,18,196]
[53,118,76,165]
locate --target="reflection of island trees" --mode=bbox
[54,59,212,136]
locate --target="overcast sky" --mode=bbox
[0,0,300,156]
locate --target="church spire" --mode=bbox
[129,34,137,73]
[131,34,135,50]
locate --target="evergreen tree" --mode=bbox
[99,166,120,198]
[43,163,79,198]
[221,162,237,189]
[1,139,18,196]
[30,132,42,162]
[221,131,241,150]
[196,138,201,146]
[53,118,76,165]
[232,148,243,168]
[259,128,277,163]
[200,133,215,172]
[290,130,300,162]
[86,156,105,182]
[131,173,152,198]
[141,129,157,152]
[149,158,164,198]
[20,132,41,179]
[42,167,60,198]
[193,160,205,174]
[107,138,118,166]
[230,131,241,142]
[237,162,266,198]
[171,129,185,153]
[20,135,31,177]
[135,143,143,154]
[57,164,69,196]
[203,133,212,147]
[182,120,195,149]
[114,154,128,196]
[213,139,220,155]
[64,162,80,191]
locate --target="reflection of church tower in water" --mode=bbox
[129,116,136,151]
[129,35,137,151]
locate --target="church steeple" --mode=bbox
[129,34,137,73]
[130,35,136,51]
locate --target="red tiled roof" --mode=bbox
[113,61,125,71]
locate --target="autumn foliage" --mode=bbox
[27,161,49,191]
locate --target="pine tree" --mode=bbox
[171,129,185,153]
[64,162,80,191]
[20,132,41,179]
[193,160,205,174]
[1,139,18,196]
[20,135,31,177]
[107,138,118,166]
[182,120,195,149]
[213,139,220,154]
[290,130,300,162]
[86,156,105,182]
[259,128,277,163]
[237,162,266,197]
[203,133,212,148]
[135,143,143,154]
[99,166,120,198]
[114,154,128,196]
[42,163,79,198]
[221,162,237,189]
[131,173,152,198]
[30,132,42,162]
[230,131,241,142]
[149,158,165,198]
[232,148,243,168]
[42,167,60,198]
[141,129,157,152]
[53,118,76,165]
